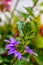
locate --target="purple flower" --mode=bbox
[4,37,21,60]
[14,50,21,60]
[24,46,38,56]
[4,37,20,46]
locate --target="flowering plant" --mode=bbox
[0,0,43,65]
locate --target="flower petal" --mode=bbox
[14,51,18,57]
[5,44,13,49]
[25,46,38,56]
[4,39,10,43]
[10,37,16,42]
[8,49,15,55]
[10,38,20,46]
[18,52,21,60]
[14,51,21,60]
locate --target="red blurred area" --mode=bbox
[0,0,11,11]
[40,25,43,36]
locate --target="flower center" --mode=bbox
[14,46,18,51]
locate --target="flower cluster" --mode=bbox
[4,37,21,60]
[4,37,38,60]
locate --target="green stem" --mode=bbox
[32,55,42,65]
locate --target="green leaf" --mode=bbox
[17,21,24,37]
[22,22,36,38]
[40,2,43,6]
[24,7,35,18]
[0,56,3,64]
[33,21,38,33]
[28,62,33,65]
[32,0,38,4]
[0,48,5,54]
[13,60,27,65]
[18,11,28,19]
[33,50,43,65]
[20,22,37,45]
[24,7,32,13]
[23,22,33,33]
[37,52,43,65]
[35,34,43,48]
